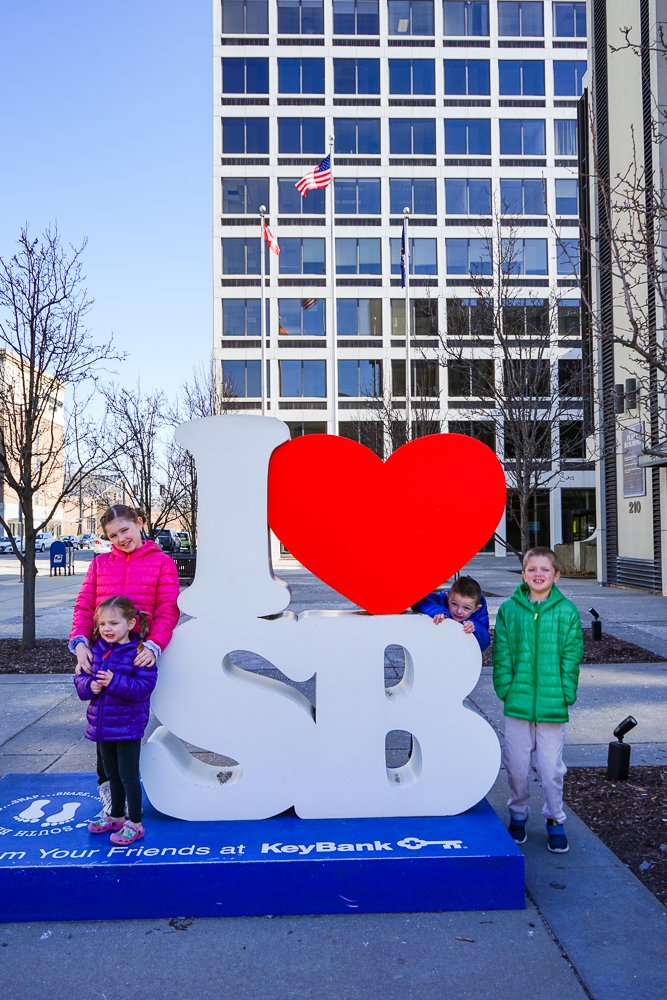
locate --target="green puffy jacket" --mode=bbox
[492,583,583,723]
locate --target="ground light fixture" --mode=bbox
[606,715,638,780]
[589,607,602,641]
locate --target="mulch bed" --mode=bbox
[565,766,666,907]
[1,630,665,907]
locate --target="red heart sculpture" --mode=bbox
[268,433,506,615]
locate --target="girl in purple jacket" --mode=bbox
[74,596,157,846]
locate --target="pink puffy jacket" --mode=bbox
[70,541,180,653]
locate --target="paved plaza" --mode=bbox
[0,552,666,999]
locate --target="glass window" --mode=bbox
[340,420,384,456]
[337,298,383,335]
[278,118,325,154]
[221,58,268,94]
[336,238,382,274]
[445,179,491,214]
[554,118,578,155]
[335,178,381,214]
[277,0,324,34]
[222,298,265,336]
[279,238,326,274]
[446,297,494,337]
[555,178,578,214]
[334,59,380,94]
[443,1,489,36]
[503,360,551,399]
[221,178,269,214]
[391,298,437,336]
[278,298,325,336]
[338,359,383,397]
[500,178,546,214]
[390,118,436,154]
[278,58,325,94]
[444,59,490,95]
[553,2,586,37]
[444,118,491,154]
[558,300,581,337]
[499,119,546,155]
[334,118,381,154]
[558,359,583,397]
[498,1,544,36]
[390,237,437,274]
[222,237,263,274]
[501,237,548,274]
[221,0,268,32]
[287,421,328,437]
[448,359,494,396]
[388,1,434,35]
[222,117,269,154]
[560,420,585,460]
[553,61,586,97]
[390,178,437,214]
[392,359,439,396]
[446,238,492,274]
[279,180,325,214]
[502,298,549,335]
[222,360,261,397]
[389,59,435,95]
[448,419,495,449]
[333,0,379,34]
[557,238,580,275]
[499,60,545,96]
[279,360,326,397]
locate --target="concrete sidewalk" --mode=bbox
[0,560,666,1000]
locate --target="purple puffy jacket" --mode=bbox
[74,636,157,742]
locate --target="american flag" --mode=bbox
[296,154,332,197]
[302,298,316,310]
[263,221,280,256]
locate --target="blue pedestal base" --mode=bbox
[0,774,524,921]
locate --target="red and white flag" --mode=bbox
[296,154,332,197]
[263,221,280,256]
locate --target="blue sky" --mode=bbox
[0,1,211,399]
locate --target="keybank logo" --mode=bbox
[0,791,99,837]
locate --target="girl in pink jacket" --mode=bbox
[70,504,180,813]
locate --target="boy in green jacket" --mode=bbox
[492,546,583,853]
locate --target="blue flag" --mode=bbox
[400,221,408,288]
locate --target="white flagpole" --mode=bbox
[404,207,412,442]
[259,205,267,417]
[329,135,338,435]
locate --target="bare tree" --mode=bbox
[0,226,123,648]
[432,220,588,554]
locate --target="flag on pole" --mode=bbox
[302,298,316,310]
[296,154,332,197]
[263,221,280,256]
[400,219,409,288]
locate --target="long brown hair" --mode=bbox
[100,505,147,538]
[93,595,149,644]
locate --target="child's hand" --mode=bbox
[96,669,113,687]
[433,614,445,625]
[90,680,103,694]
[134,646,156,668]
[462,621,475,634]
[75,644,93,675]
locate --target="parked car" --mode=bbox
[34,532,55,552]
[92,537,112,554]
[62,535,79,547]
[176,531,192,552]
[78,533,96,549]
[154,528,181,553]
[0,535,23,554]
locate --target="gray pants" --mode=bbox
[502,717,567,824]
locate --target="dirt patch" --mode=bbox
[0,638,73,673]
[482,628,665,668]
[566,766,666,907]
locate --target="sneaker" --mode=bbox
[109,820,144,846]
[88,814,124,834]
[508,816,527,845]
[546,819,569,853]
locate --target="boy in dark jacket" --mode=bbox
[412,575,490,651]
[493,547,583,853]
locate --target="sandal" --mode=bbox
[88,814,124,834]
[110,820,144,846]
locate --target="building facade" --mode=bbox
[583,0,667,591]
[213,0,595,552]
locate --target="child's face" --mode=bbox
[522,556,560,599]
[448,591,480,622]
[104,517,143,553]
[97,609,136,644]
